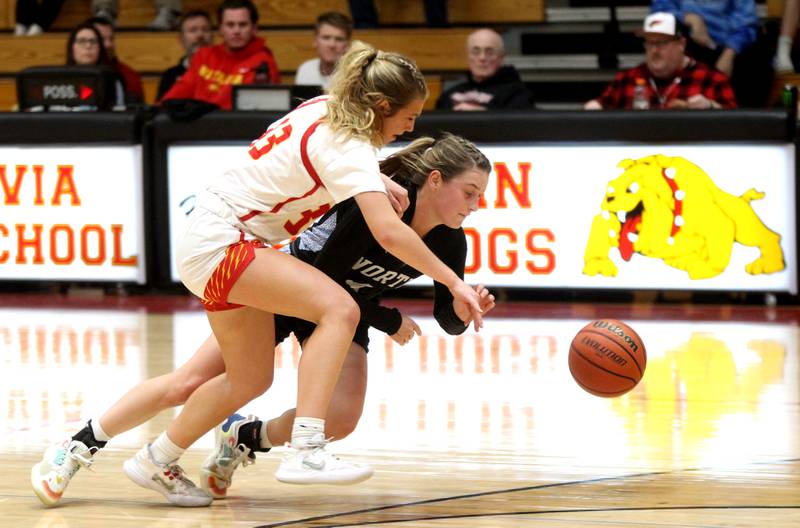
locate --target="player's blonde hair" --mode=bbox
[326,42,428,147]
[380,134,491,186]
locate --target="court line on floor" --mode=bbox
[312,505,800,527]
[255,458,800,528]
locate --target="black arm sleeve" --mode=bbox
[432,229,468,335]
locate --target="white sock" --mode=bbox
[259,420,273,449]
[90,418,112,442]
[149,432,185,465]
[291,417,325,448]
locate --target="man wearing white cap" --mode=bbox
[584,12,736,110]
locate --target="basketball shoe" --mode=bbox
[31,439,95,507]
[274,432,373,485]
[200,414,258,499]
[123,443,212,507]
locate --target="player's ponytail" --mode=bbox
[326,42,428,147]
[381,134,491,187]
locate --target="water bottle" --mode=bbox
[632,78,649,110]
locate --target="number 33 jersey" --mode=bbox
[204,96,387,244]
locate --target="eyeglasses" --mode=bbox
[74,37,100,47]
[468,47,502,59]
[643,38,679,50]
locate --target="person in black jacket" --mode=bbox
[156,10,213,101]
[197,134,497,497]
[436,28,534,111]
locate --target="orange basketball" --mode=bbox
[568,319,646,397]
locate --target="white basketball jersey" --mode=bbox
[205,97,386,244]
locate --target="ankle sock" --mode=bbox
[291,417,325,448]
[150,432,185,465]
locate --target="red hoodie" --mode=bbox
[160,36,280,109]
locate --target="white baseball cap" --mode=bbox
[636,12,684,38]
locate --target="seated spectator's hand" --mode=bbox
[453,101,487,111]
[684,13,715,49]
[666,98,689,109]
[584,100,602,110]
[687,94,716,109]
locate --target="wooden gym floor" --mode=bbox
[0,293,798,527]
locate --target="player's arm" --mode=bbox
[353,191,483,330]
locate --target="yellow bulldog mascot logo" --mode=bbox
[583,154,785,279]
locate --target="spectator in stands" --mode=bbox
[156,10,213,100]
[295,11,352,90]
[15,0,65,36]
[159,0,280,110]
[88,16,144,104]
[650,0,770,107]
[436,28,533,111]
[348,0,447,28]
[584,12,737,110]
[65,21,126,107]
[91,0,181,30]
[774,0,799,73]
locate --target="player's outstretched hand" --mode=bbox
[390,314,422,345]
[453,284,495,325]
[450,280,483,331]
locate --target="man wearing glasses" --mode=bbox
[436,28,534,111]
[585,12,736,110]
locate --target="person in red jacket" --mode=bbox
[159,0,280,110]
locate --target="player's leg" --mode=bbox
[201,341,368,497]
[31,334,224,507]
[125,248,363,504]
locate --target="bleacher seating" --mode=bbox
[0,0,787,111]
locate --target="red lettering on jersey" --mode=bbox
[283,204,330,236]
[51,166,80,206]
[493,162,531,209]
[249,120,293,160]
[32,165,45,205]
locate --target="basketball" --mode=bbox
[568,319,646,397]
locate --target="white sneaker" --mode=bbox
[775,53,795,74]
[200,413,257,499]
[275,433,373,485]
[14,24,28,36]
[123,444,211,507]
[26,23,43,35]
[147,8,178,30]
[31,439,95,507]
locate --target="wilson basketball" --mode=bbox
[568,319,646,397]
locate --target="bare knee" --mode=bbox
[163,371,209,406]
[319,293,360,330]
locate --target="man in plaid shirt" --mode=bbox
[585,12,737,110]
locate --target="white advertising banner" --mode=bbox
[167,142,796,292]
[0,146,145,283]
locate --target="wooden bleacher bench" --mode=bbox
[0,28,471,74]
[0,0,543,30]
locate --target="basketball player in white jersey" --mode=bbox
[31,44,484,508]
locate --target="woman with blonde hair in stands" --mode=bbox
[31,43,484,508]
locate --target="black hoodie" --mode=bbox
[436,65,534,110]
